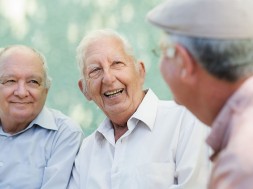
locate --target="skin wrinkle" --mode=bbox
[78,33,146,142]
[0,46,49,134]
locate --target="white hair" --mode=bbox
[76,29,137,89]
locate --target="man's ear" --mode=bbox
[137,61,146,85]
[175,43,197,84]
[78,79,92,101]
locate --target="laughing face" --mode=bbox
[79,36,145,123]
[0,47,48,131]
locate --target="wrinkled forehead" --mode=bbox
[86,37,124,54]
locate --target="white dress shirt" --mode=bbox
[69,89,210,189]
[0,107,84,189]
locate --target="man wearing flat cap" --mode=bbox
[147,0,253,188]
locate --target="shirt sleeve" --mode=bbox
[41,123,83,189]
[67,146,81,189]
[173,109,211,189]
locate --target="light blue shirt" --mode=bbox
[0,107,83,189]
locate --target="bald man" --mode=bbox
[0,45,83,189]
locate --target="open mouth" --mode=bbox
[104,89,124,98]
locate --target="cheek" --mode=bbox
[160,59,181,95]
[35,92,47,103]
[160,58,172,83]
[0,88,14,97]
[87,80,100,97]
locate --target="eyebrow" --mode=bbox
[0,75,14,83]
[0,74,43,79]
[0,74,14,78]
[28,75,44,82]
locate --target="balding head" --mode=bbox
[0,45,51,89]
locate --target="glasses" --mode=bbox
[152,36,176,59]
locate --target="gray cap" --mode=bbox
[147,0,253,39]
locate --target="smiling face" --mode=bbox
[79,36,145,124]
[0,47,48,132]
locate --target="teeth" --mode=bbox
[104,89,123,97]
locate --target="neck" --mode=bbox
[195,77,245,125]
[1,118,30,134]
[112,122,128,142]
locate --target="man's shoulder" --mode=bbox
[79,131,98,151]
[158,99,186,113]
[46,107,83,134]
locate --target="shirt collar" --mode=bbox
[206,76,253,161]
[129,89,158,131]
[96,118,115,145]
[95,89,159,142]
[31,107,58,131]
[0,107,57,136]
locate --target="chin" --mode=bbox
[12,112,34,120]
[173,97,182,105]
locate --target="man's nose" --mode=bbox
[102,69,116,84]
[13,82,29,98]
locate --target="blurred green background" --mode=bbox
[0,0,171,135]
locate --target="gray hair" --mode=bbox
[170,34,253,82]
[76,29,137,87]
[0,45,52,88]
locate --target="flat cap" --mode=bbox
[147,0,253,39]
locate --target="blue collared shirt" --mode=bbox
[0,107,83,189]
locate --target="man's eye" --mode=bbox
[112,61,125,68]
[89,68,102,78]
[1,80,16,85]
[30,80,39,84]
[113,61,123,65]
[28,80,40,87]
[7,80,16,83]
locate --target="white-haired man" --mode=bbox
[68,29,210,189]
[0,45,83,189]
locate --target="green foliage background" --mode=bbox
[0,0,172,135]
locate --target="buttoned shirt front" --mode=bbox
[69,89,210,189]
[0,107,83,189]
[207,76,253,189]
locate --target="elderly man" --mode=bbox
[147,0,253,188]
[68,29,210,189]
[0,45,83,189]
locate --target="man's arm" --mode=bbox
[41,124,83,189]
